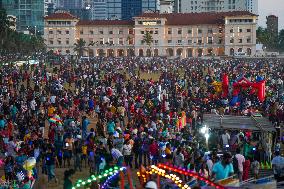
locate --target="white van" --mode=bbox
[234,52,247,57]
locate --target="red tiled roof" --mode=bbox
[44,12,78,20]
[136,11,257,25]
[76,20,134,26]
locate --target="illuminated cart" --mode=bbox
[203,114,275,151]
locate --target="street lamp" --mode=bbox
[200,125,208,134]
[200,125,209,149]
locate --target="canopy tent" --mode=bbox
[203,114,275,132]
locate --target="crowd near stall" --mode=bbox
[0,56,283,189]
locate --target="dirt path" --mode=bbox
[40,114,141,189]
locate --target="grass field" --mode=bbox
[1,65,186,189]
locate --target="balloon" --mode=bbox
[212,81,223,93]
[222,74,229,97]
[258,80,266,102]
[23,157,36,171]
[233,76,266,102]
[230,96,239,106]
[256,76,264,82]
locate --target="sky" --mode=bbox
[258,0,284,30]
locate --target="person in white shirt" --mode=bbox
[235,148,245,182]
[30,99,37,114]
[221,130,230,148]
[272,151,284,181]
[111,145,124,167]
[123,140,133,168]
[50,95,56,104]
[206,155,214,177]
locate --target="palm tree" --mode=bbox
[142,31,153,47]
[142,31,153,56]
[73,39,87,57]
[88,41,96,47]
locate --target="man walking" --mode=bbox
[272,151,284,182]
[45,147,59,183]
[234,148,245,181]
[211,152,234,181]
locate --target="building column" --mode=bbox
[162,48,166,56]
[213,48,218,56]
[192,49,196,58]
[182,48,186,58]
[203,48,207,56]
[113,48,116,57]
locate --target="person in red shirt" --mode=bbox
[7,119,13,138]
[243,157,251,181]
[149,140,159,165]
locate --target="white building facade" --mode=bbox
[44,11,258,57]
[176,0,258,14]
[159,0,174,13]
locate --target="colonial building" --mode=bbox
[44,11,257,58]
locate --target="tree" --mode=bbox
[0,9,12,35]
[142,31,153,47]
[0,9,12,54]
[31,36,46,52]
[278,29,284,52]
[0,8,46,58]
[73,39,87,57]
[256,26,276,51]
[142,31,153,56]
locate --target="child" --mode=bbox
[81,143,88,168]
[57,149,63,168]
[99,157,106,173]
[251,158,260,179]
[88,148,96,174]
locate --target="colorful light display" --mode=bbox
[149,165,188,189]
[101,167,126,189]
[72,166,125,189]
[157,163,225,189]
[137,165,188,188]
[137,164,226,189]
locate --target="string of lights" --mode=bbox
[72,166,125,189]
[157,163,225,189]
[101,167,127,189]
[149,165,189,189]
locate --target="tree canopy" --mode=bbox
[142,31,153,47]
[256,26,284,52]
[73,39,88,57]
[0,8,46,56]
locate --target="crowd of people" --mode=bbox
[0,56,283,189]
